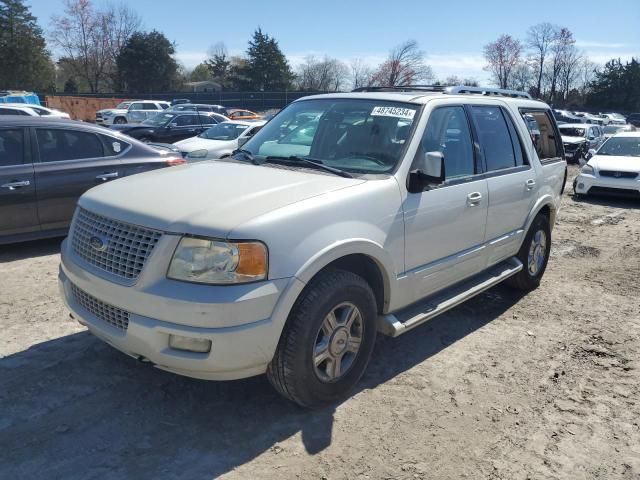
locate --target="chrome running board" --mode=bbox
[378,257,523,337]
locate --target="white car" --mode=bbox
[603,124,635,139]
[58,86,566,407]
[574,132,640,198]
[600,113,627,126]
[96,100,170,125]
[0,104,40,116]
[173,120,266,161]
[0,103,70,118]
[558,123,605,163]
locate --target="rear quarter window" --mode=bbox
[520,109,561,162]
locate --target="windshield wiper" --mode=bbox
[262,155,353,178]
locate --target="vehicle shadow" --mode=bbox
[570,193,640,210]
[0,236,64,263]
[0,285,525,479]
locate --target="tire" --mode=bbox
[114,117,127,124]
[267,269,377,408]
[506,214,551,291]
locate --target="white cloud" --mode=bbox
[575,41,630,49]
[175,51,207,68]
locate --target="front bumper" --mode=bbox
[59,237,302,380]
[574,172,640,197]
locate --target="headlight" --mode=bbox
[186,149,208,159]
[102,111,114,117]
[168,237,267,284]
[581,164,595,175]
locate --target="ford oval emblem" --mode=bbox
[89,235,109,252]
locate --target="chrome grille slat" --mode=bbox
[71,208,162,281]
[71,283,130,331]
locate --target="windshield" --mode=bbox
[199,123,248,140]
[116,102,132,109]
[597,137,640,157]
[240,99,418,174]
[560,127,585,137]
[141,113,174,127]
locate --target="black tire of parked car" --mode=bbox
[114,117,127,124]
[506,213,551,291]
[267,268,377,408]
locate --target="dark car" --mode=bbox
[111,111,226,143]
[627,113,640,128]
[0,116,185,245]
[167,103,229,116]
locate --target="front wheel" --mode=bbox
[113,117,127,124]
[267,269,377,408]
[506,214,551,291]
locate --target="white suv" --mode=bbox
[96,100,170,125]
[59,86,566,407]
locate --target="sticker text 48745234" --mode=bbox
[370,106,416,120]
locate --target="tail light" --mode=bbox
[165,157,186,166]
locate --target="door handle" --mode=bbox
[467,192,482,206]
[1,180,30,190]
[96,172,119,181]
[526,179,536,190]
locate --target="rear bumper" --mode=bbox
[59,238,303,380]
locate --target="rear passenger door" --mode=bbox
[0,127,39,237]
[469,105,536,264]
[166,114,202,141]
[32,127,124,231]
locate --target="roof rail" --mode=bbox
[351,85,447,93]
[445,86,531,99]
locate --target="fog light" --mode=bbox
[168,335,212,353]
[578,183,584,189]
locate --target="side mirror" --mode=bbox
[167,123,177,129]
[237,136,249,148]
[408,151,446,193]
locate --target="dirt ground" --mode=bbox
[1,164,639,480]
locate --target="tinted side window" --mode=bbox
[175,115,198,126]
[99,134,129,156]
[36,129,104,162]
[0,108,27,115]
[129,103,143,111]
[198,114,218,125]
[471,106,517,171]
[417,106,475,179]
[0,129,24,166]
[143,103,159,110]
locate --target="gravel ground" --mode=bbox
[1,164,639,480]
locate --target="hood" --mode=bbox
[79,161,365,238]
[173,136,234,152]
[561,135,586,145]
[589,155,640,172]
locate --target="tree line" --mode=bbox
[0,0,637,112]
[482,23,639,111]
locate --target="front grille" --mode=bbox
[599,170,638,179]
[563,143,580,153]
[71,208,162,282]
[70,283,130,331]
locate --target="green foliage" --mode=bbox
[116,30,178,93]
[586,58,640,112]
[63,77,78,93]
[190,63,212,82]
[243,28,294,91]
[0,0,55,91]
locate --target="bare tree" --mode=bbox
[296,55,348,91]
[558,45,583,102]
[50,0,139,92]
[547,28,575,102]
[350,57,373,89]
[509,62,534,92]
[371,40,434,86]
[483,34,522,89]
[205,42,230,80]
[526,23,558,97]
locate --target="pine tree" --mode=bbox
[245,28,293,91]
[0,0,54,91]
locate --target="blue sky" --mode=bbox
[30,0,639,82]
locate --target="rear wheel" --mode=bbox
[506,214,551,291]
[267,269,377,408]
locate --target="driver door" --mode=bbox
[403,105,488,300]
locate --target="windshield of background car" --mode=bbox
[116,102,131,109]
[560,127,585,137]
[604,125,623,134]
[199,123,247,140]
[240,99,418,174]
[142,113,174,127]
[597,137,640,157]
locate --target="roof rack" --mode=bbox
[351,85,531,99]
[351,85,447,93]
[445,86,531,99]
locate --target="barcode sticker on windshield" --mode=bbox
[371,106,416,120]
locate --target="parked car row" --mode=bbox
[0,103,70,118]
[553,109,633,126]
